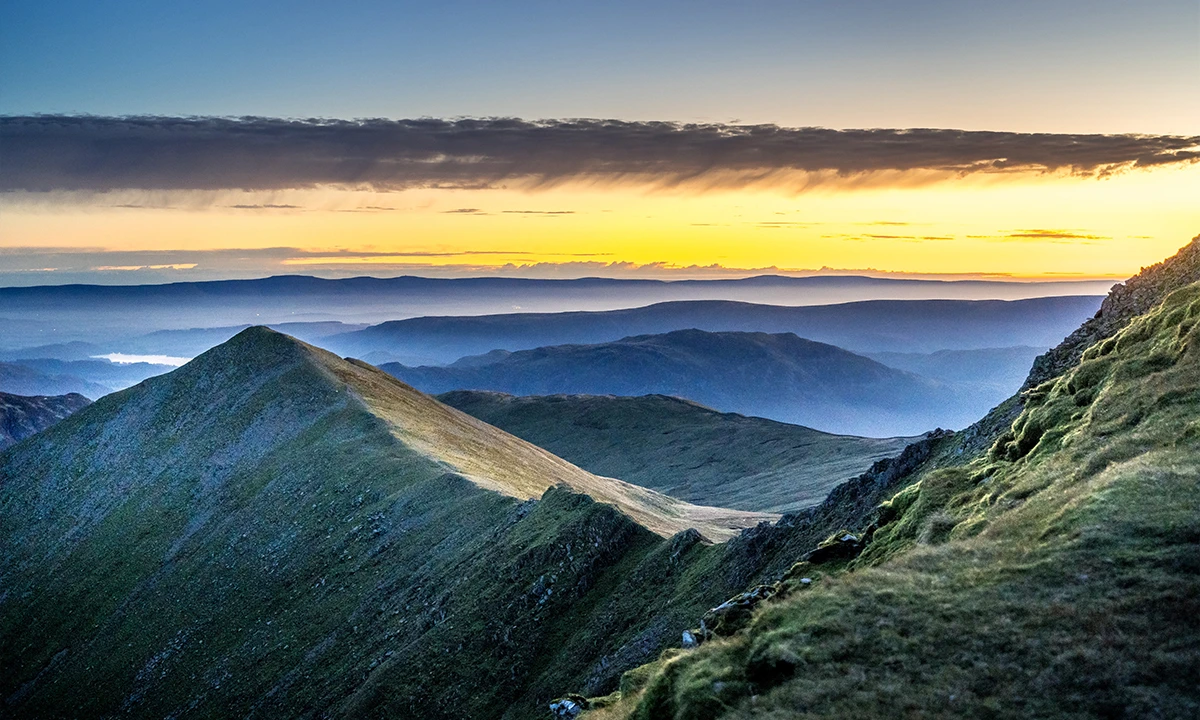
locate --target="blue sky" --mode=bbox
[3,0,1197,133]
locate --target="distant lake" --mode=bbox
[93,353,191,367]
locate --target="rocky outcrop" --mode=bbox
[943,237,1200,464]
[549,695,589,718]
[1025,235,1200,388]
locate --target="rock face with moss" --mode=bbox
[1026,234,1200,388]
[579,249,1200,719]
[0,391,90,449]
[0,328,779,719]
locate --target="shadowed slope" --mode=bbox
[0,327,784,720]
[0,391,91,449]
[439,391,917,513]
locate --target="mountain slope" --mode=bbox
[0,391,91,449]
[329,295,1103,365]
[439,391,916,513]
[578,261,1200,718]
[385,329,960,437]
[1026,235,1200,388]
[317,340,768,540]
[0,327,780,720]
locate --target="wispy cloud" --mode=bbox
[226,203,302,210]
[968,229,1113,243]
[820,232,956,242]
[0,245,1131,286]
[4,116,1197,194]
[1001,229,1111,241]
[93,263,199,271]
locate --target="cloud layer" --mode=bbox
[0,245,1132,287]
[3,116,1198,193]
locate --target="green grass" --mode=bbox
[438,391,915,513]
[0,328,783,719]
[588,283,1200,719]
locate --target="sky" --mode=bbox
[1,0,1198,284]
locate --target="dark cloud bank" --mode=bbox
[2,115,1197,192]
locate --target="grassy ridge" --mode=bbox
[438,391,916,513]
[586,283,1200,719]
[0,328,779,719]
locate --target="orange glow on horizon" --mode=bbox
[2,164,1197,281]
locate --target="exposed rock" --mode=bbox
[549,694,588,718]
[669,527,706,561]
[803,531,864,564]
[1025,235,1200,389]
[700,584,779,639]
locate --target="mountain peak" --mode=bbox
[77,327,772,541]
[311,341,773,540]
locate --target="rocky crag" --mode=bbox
[1026,234,1200,387]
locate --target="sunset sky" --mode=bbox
[1,0,1197,284]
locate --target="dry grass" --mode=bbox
[314,345,774,541]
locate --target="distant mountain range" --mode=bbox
[440,391,917,513]
[0,361,113,398]
[385,329,967,436]
[329,296,1102,365]
[0,274,1107,352]
[0,358,176,397]
[0,391,91,449]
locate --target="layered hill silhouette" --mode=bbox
[439,391,916,513]
[385,329,962,436]
[327,295,1102,366]
[0,275,1109,352]
[0,360,111,398]
[2,358,176,395]
[0,391,91,449]
[567,236,1200,719]
[865,345,1043,390]
[1,327,795,719]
